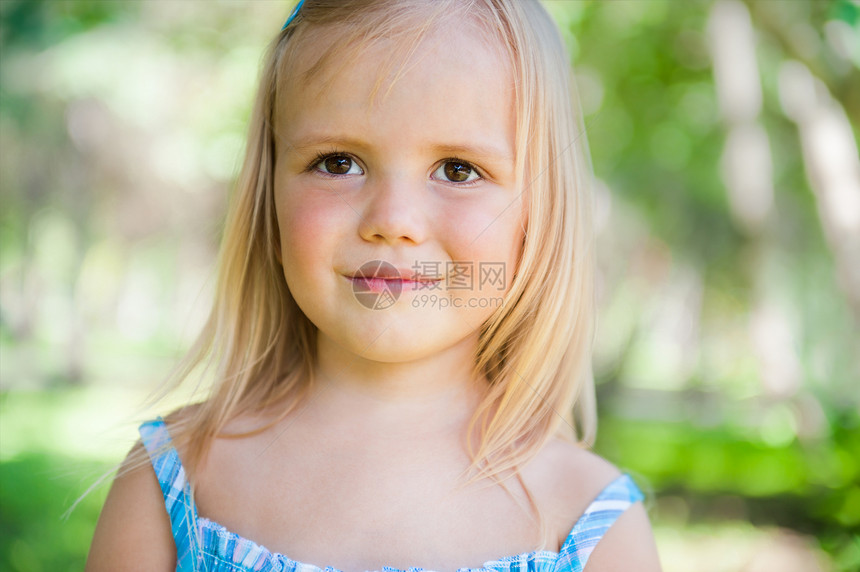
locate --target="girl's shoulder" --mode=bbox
[520,437,620,542]
[523,437,661,568]
[86,437,177,570]
[527,436,622,494]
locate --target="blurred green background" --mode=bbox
[1,0,858,570]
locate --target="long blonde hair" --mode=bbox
[161,0,596,482]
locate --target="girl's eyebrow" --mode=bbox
[288,135,513,164]
[431,143,513,163]
[286,134,371,153]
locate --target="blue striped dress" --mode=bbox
[140,418,643,572]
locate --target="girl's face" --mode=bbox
[273,19,524,365]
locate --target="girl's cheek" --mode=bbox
[435,198,523,300]
[441,197,524,256]
[276,190,350,264]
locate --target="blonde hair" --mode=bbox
[159,0,596,483]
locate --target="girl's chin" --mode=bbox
[316,325,477,365]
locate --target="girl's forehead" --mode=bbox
[284,26,512,126]
[276,12,512,114]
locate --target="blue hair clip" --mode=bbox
[282,0,305,30]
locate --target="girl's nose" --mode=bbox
[357,174,428,245]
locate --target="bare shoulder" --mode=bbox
[583,499,661,571]
[521,437,661,570]
[86,442,175,572]
[521,436,620,525]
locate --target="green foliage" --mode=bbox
[0,0,138,52]
[0,453,108,572]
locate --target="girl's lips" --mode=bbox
[348,275,438,294]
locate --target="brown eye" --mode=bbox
[315,154,362,175]
[325,156,352,174]
[435,160,480,184]
[445,162,470,182]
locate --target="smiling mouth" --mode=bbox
[348,275,435,293]
[346,261,443,294]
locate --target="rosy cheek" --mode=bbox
[444,200,523,256]
[276,191,352,267]
[434,199,523,298]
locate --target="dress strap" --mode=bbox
[553,474,645,572]
[139,417,202,572]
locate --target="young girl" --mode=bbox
[87,1,661,570]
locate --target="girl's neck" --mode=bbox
[309,332,486,429]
